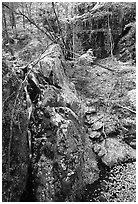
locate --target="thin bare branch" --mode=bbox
[8,72,29,183]
[2,92,15,108]
[3,3,57,43]
[18,10,55,42]
[52,2,66,48]
[117,104,136,114]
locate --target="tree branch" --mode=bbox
[52,2,66,48]
[18,10,55,42]
[3,3,58,43]
[117,104,136,114]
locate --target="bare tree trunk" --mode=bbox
[2,5,14,56]
[72,4,75,59]
[9,2,16,32]
[21,3,25,29]
[9,2,17,38]
[2,6,8,40]
[35,3,39,35]
[108,13,114,58]
[72,22,75,59]
[29,2,32,30]
[52,2,66,48]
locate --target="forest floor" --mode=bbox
[71,57,136,139]
[67,56,136,201]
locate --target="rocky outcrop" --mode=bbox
[67,2,136,62]
[26,44,99,201]
[117,23,136,63]
[2,43,136,202]
[31,106,84,201]
[93,138,136,167]
[82,100,136,167]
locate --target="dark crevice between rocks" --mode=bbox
[113,25,132,54]
[79,158,110,202]
[20,164,37,202]
[79,156,136,202]
[106,130,120,138]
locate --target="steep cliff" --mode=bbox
[68,2,135,62]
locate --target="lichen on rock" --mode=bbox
[26,43,101,201]
[93,138,136,167]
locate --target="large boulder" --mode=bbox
[93,137,136,167]
[27,44,99,201]
[31,106,85,201]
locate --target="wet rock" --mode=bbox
[93,138,136,167]
[92,121,103,131]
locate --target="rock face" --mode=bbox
[27,44,99,201]
[67,2,136,62]
[117,23,136,63]
[2,43,136,202]
[27,43,136,201]
[31,106,84,201]
[93,138,136,167]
